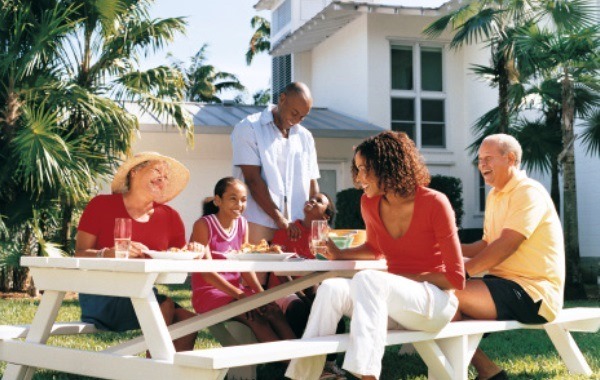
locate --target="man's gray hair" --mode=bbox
[483,134,522,167]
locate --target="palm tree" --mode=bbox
[176,44,245,103]
[252,89,270,105]
[516,75,599,213]
[0,0,194,290]
[0,0,83,290]
[515,21,600,297]
[246,16,270,66]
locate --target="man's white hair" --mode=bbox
[483,134,522,167]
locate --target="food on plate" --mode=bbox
[167,242,206,258]
[239,239,283,254]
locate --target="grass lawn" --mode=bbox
[1,284,598,379]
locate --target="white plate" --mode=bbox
[224,252,295,261]
[144,250,201,260]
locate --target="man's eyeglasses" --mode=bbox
[476,155,505,165]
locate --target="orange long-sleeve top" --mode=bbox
[362,187,465,290]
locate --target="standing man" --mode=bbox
[457,134,565,380]
[231,82,320,244]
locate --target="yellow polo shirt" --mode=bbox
[483,170,565,321]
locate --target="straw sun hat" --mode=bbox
[111,152,190,203]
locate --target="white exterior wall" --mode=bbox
[307,16,370,118]
[574,128,600,258]
[293,50,313,90]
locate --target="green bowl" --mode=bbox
[330,236,353,249]
[316,253,328,260]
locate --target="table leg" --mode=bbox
[131,291,176,360]
[3,290,66,380]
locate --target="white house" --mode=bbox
[128,0,599,274]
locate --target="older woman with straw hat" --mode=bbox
[75,152,197,351]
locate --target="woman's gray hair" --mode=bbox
[483,134,522,167]
[125,160,169,190]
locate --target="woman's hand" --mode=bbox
[322,238,342,260]
[128,241,150,258]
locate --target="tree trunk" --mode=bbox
[60,202,74,253]
[548,108,562,215]
[498,58,510,134]
[550,158,560,216]
[560,70,585,299]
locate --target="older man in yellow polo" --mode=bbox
[457,134,565,380]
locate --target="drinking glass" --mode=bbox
[114,218,132,259]
[310,220,329,257]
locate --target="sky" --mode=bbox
[144,0,271,102]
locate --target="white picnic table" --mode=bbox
[0,256,387,380]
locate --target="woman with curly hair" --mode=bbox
[286,131,466,380]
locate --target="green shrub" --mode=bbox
[458,228,483,243]
[334,188,364,229]
[429,174,464,228]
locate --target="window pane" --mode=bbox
[392,123,415,141]
[421,48,442,91]
[422,99,445,147]
[391,98,414,121]
[422,123,445,147]
[391,47,413,90]
[422,99,444,122]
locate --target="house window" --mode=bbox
[272,54,291,104]
[391,44,445,148]
[272,0,292,35]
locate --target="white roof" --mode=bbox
[266,0,457,57]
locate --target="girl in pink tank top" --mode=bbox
[190,177,296,343]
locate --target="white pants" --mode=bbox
[285,270,458,380]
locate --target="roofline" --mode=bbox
[270,0,458,57]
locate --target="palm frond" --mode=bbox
[580,109,600,157]
[541,0,599,31]
[515,118,562,174]
[423,2,481,39]
[449,8,503,49]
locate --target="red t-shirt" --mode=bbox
[362,187,465,289]
[272,220,313,258]
[78,194,186,251]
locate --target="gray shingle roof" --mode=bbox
[124,102,386,139]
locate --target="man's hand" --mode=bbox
[287,222,301,241]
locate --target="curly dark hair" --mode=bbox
[351,131,430,197]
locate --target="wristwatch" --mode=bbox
[97,248,107,258]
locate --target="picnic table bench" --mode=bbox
[174,307,600,380]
